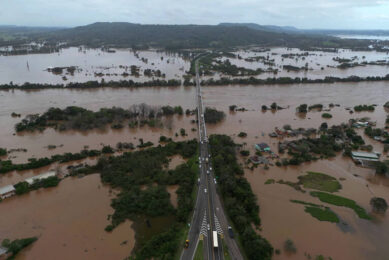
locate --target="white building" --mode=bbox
[25,171,57,185]
[0,185,16,200]
[351,151,380,167]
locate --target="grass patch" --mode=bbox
[304,206,339,223]
[265,179,275,184]
[310,191,371,220]
[193,239,203,260]
[298,171,341,193]
[290,200,321,207]
[291,200,339,223]
[277,180,306,193]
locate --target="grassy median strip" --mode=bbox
[222,239,232,260]
[310,191,371,220]
[194,239,204,260]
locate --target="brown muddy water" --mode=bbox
[0,174,135,260]
[1,81,389,259]
[1,47,388,85]
[0,48,189,84]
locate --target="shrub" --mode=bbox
[229,105,237,111]
[284,239,297,253]
[297,104,308,113]
[322,113,332,119]
[238,132,247,138]
[102,145,114,154]
[240,150,250,156]
[354,105,375,112]
[0,148,6,156]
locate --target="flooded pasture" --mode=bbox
[0,47,189,84]
[0,174,135,260]
[1,66,389,258]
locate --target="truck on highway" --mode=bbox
[228,226,234,238]
[213,231,218,248]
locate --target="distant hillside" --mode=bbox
[305,29,389,36]
[34,22,372,50]
[218,23,301,33]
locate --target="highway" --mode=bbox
[180,60,244,260]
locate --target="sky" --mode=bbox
[1,0,389,29]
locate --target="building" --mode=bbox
[0,185,16,200]
[0,246,8,259]
[255,143,271,152]
[250,156,269,165]
[25,171,57,185]
[351,151,380,167]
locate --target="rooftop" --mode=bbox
[351,151,380,160]
[0,185,15,195]
[0,246,8,256]
[25,171,57,185]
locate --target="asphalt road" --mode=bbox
[181,61,243,260]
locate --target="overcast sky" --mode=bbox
[1,0,389,29]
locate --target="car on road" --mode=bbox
[206,170,209,175]
[228,226,234,238]
[184,239,189,248]
[207,224,210,230]
[204,188,207,193]
[210,167,212,171]
[214,178,217,184]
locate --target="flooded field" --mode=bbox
[0,47,189,84]
[1,79,389,259]
[0,174,135,260]
[1,47,388,85]
[223,47,389,80]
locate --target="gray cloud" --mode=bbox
[1,0,389,29]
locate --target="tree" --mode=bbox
[284,239,297,253]
[297,104,308,113]
[102,145,114,154]
[370,197,388,214]
[376,162,388,175]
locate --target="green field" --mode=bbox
[310,191,371,220]
[290,200,339,223]
[304,206,339,223]
[298,171,341,193]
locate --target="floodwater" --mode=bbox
[222,47,389,80]
[0,174,135,260]
[1,78,389,258]
[1,47,389,85]
[0,47,189,84]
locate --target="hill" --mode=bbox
[35,22,372,50]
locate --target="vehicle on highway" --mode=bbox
[205,158,209,163]
[214,178,217,184]
[185,239,189,248]
[210,167,212,171]
[207,170,209,175]
[228,226,234,238]
[198,178,200,184]
[204,188,207,193]
[207,224,210,230]
[213,231,218,248]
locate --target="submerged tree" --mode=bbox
[370,197,388,214]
